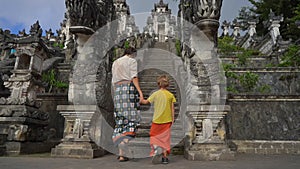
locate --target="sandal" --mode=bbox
[118,156,129,162]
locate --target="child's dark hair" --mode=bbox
[124,47,137,55]
[157,75,169,88]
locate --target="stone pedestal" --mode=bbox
[185,105,235,161]
[51,105,106,159]
[0,105,55,155]
[51,140,105,159]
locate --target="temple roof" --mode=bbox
[155,0,168,8]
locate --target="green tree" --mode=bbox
[238,0,300,41]
[236,6,257,31]
[278,45,300,67]
[42,69,68,93]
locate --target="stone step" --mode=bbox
[139,92,178,97]
[142,62,174,65]
[138,75,175,79]
[126,42,185,158]
[137,123,184,130]
[139,81,176,85]
[140,89,177,93]
[126,137,184,158]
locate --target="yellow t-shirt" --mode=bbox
[147,89,176,124]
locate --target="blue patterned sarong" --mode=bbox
[112,82,141,145]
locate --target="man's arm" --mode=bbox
[132,77,144,101]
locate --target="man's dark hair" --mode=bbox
[124,47,137,55]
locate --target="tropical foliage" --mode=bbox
[237,0,300,41]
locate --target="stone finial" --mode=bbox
[29,21,42,37]
[18,29,27,37]
[247,18,258,37]
[45,29,54,40]
[231,19,241,38]
[221,20,230,37]
[266,10,284,45]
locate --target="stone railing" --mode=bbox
[226,68,300,95]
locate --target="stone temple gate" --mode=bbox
[0,0,238,160]
[51,0,234,160]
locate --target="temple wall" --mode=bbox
[37,93,68,140]
[227,98,299,140]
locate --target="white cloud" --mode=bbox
[0,0,252,35]
[0,0,65,34]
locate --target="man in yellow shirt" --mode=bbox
[141,75,176,164]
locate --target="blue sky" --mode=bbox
[0,0,252,35]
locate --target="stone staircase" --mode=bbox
[127,42,185,158]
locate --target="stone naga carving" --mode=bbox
[65,0,106,30]
[192,0,223,20]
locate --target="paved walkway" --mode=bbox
[0,154,299,169]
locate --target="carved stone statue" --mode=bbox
[221,20,230,37]
[267,10,284,45]
[248,19,258,37]
[29,21,42,37]
[231,19,241,38]
[45,29,54,40]
[192,0,223,21]
[65,0,108,31]
[18,29,27,37]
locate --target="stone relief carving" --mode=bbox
[0,107,49,120]
[7,124,28,141]
[192,0,223,21]
[65,0,107,30]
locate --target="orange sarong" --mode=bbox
[149,122,172,156]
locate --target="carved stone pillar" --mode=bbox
[183,0,235,160]
[51,26,108,159]
[52,1,115,158]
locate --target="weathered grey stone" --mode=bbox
[232,140,300,155]
[184,143,235,161]
[51,141,106,159]
[51,105,109,159]
[5,141,58,155]
[227,99,300,140]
